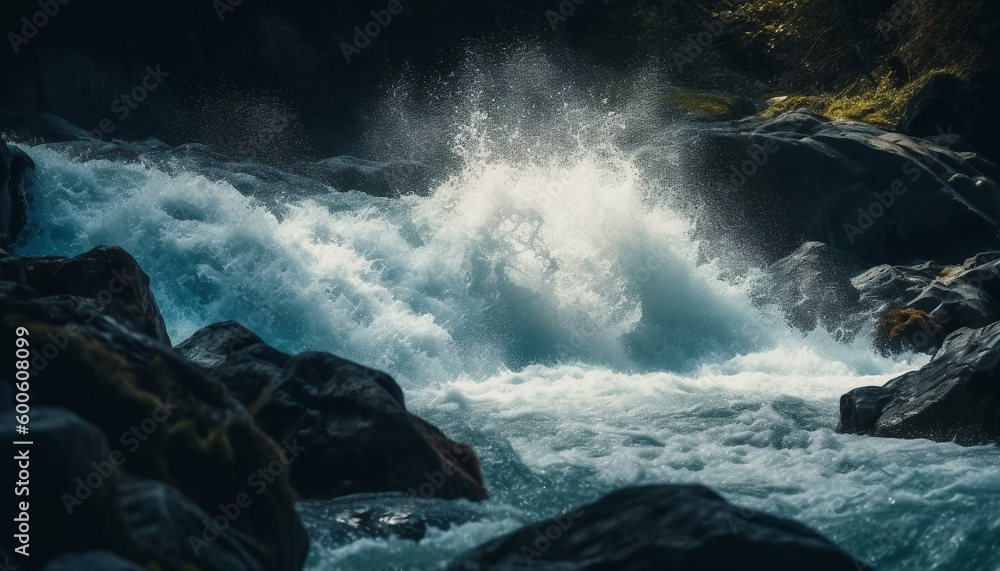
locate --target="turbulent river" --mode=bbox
[12,58,1000,569]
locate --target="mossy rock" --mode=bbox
[874,307,940,353]
[664,91,759,120]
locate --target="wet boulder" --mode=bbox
[906,280,1000,339]
[838,321,1000,445]
[851,260,943,310]
[1,139,34,247]
[177,320,488,501]
[753,241,860,333]
[448,485,865,570]
[678,110,1000,265]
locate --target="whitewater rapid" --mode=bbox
[11,116,1000,569]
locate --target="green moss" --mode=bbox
[665,91,750,118]
[762,66,971,127]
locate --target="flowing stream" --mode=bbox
[11,55,1000,570]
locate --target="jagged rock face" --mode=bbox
[0,258,308,571]
[839,321,1000,445]
[679,110,1000,265]
[0,139,34,248]
[177,320,488,501]
[753,241,860,333]
[852,261,944,311]
[448,485,865,571]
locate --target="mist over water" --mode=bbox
[13,51,1000,571]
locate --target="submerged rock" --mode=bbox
[680,110,1000,265]
[300,492,498,546]
[1,139,34,247]
[177,320,488,501]
[839,321,1000,445]
[447,485,865,570]
[292,156,434,197]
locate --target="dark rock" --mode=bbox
[753,241,860,333]
[678,110,1000,265]
[19,246,171,344]
[836,386,894,435]
[0,109,99,145]
[838,321,1000,445]
[40,551,145,571]
[1,139,34,247]
[174,320,264,369]
[851,261,943,310]
[907,280,1000,336]
[448,485,864,571]
[293,156,434,197]
[897,74,1000,169]
[858,254,1000,353]
[177,321,488,501]
[119,477,285,571]
[0,408,137,569]
[1,276,307,570]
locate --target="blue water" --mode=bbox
[9,61,1000,569]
